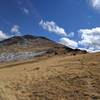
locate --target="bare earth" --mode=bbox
[0,53,100,100]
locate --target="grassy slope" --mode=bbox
[0,53,100,100]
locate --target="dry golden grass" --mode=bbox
[0,53,100,100]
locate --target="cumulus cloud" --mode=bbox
[11,25,21,36]
[39,20,78,49]
[39,20,67,36]
[0,31,9,41]
[59,38,78,49]
[78,27,100,51]
[89,0,100,10]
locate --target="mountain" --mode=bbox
[1,35,100,100]
[0,35,87,55]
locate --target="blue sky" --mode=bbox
[0,0,100,52]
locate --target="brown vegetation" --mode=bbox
[0,53,100,100]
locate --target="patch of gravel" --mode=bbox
[0,51,46,62]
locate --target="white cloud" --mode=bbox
[11,25,21,36]
[39,20,67,36]
[0,31,9,41]
[78,27,100,51]
[23,8,29,15]
[79,47,100,53]
[89,0,100,10]
[59,37,78,49]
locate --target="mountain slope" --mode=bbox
[0,35,87,63]
[0,35,87,55]
[0,52,100,100]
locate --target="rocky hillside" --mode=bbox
[0,35,87,54]
[0,35,87,62]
